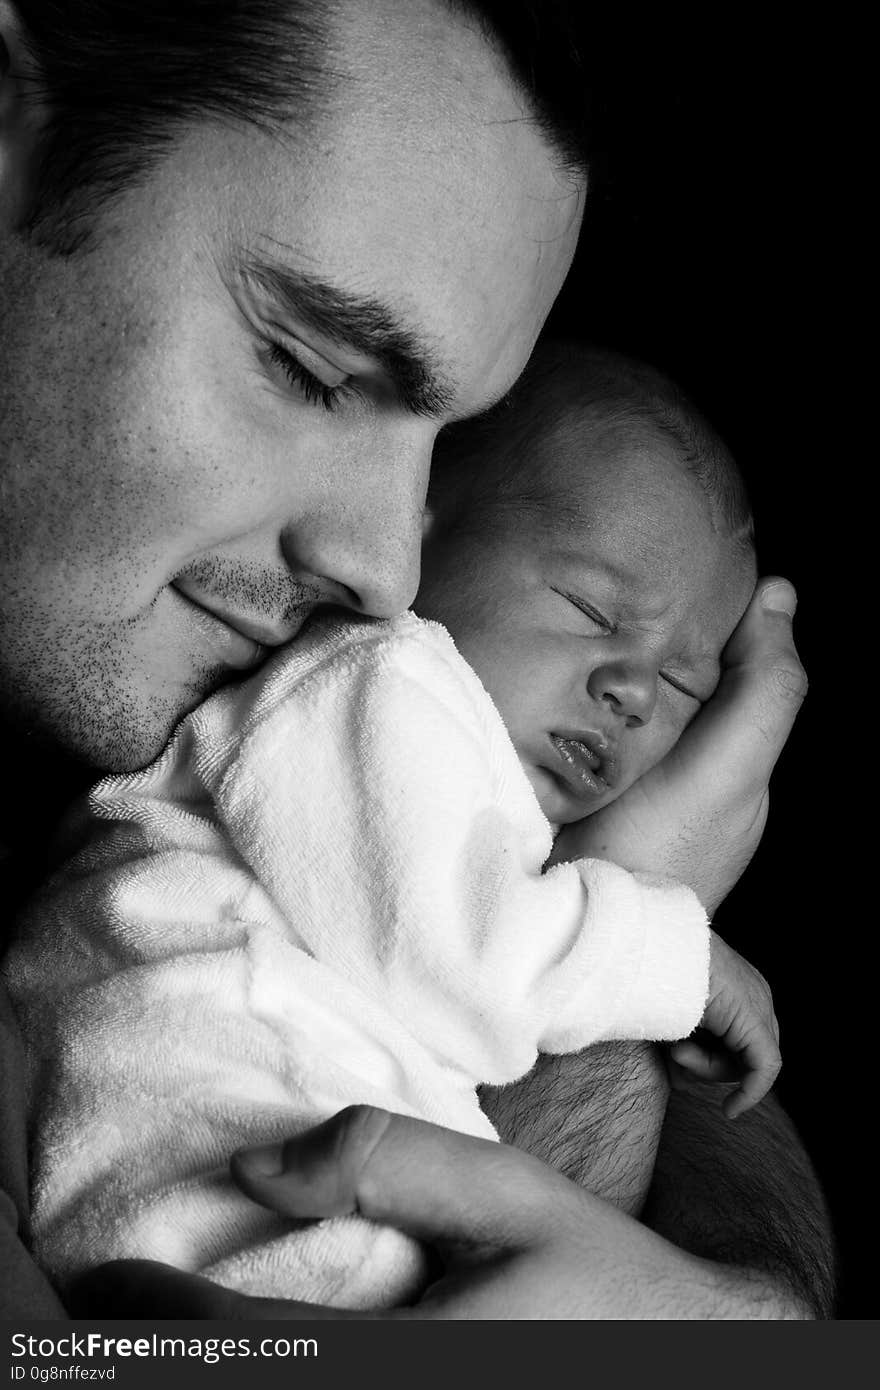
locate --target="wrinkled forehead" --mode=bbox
[525,417,726,542]
[514,426,756,634]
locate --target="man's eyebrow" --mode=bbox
[237,249,456,419]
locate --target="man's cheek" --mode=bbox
[138,391,282,540]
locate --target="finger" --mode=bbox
[715,577,807,764]
[667,1040,740,1082]
[664,577,807,798]
[232,1105,571,1251]
[722,1035,782,1119]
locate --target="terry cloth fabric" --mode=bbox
[3,612,709,1307]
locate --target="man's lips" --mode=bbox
[169,584,268,672]
[548,731,618,800]
[171,577,318,653]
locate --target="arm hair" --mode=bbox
[480,1041,667,1217]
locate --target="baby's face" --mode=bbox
[416,442,757,824]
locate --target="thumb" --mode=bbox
[665,576,807,797]
[232,1105,568,1253]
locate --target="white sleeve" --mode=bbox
[532,860,709,1053]
[212,615,710,1083]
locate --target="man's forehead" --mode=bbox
[271,7,583,405]
[219,142,579,422]
[172,0,584,422]
[330,0,538,134]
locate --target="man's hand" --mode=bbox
[549,578,806,914]
[69,1105,811,1320]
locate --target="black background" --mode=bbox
[549,18,867,1316]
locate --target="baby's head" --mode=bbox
[416,342,757,826]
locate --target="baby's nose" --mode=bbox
[588,659,658,727]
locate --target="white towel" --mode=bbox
[4,613,709,1306]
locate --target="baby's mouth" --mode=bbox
[549,732,618,799]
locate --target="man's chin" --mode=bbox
[84,689,222,775]
[4,710,165,777]
[2,679,214,777]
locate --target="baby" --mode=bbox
[4,342,778,1310]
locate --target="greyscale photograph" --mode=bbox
[0,0,858,1333]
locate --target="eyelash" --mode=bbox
[267,341,345,413]
[660,673,703,704]
[553,588,614,633]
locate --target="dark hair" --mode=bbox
[11,0,588,252]
[429,339,755,550]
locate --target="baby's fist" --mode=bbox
[669,931,781,1118]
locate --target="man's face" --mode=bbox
[416,441,756,825]
[0,0,581,770]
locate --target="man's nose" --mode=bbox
[587,656,658,727]
[281,431,432,619]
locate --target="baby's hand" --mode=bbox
[668,931,781,1119]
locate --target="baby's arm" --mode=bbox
[669,930,781,1118]
[215,617,713,1077]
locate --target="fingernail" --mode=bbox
[234,1142,284,1178]
[761,581,797,617]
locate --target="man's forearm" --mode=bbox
[480,1041,668,1217]
[481,1042,836,1318]
[642,1072,836,1318]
